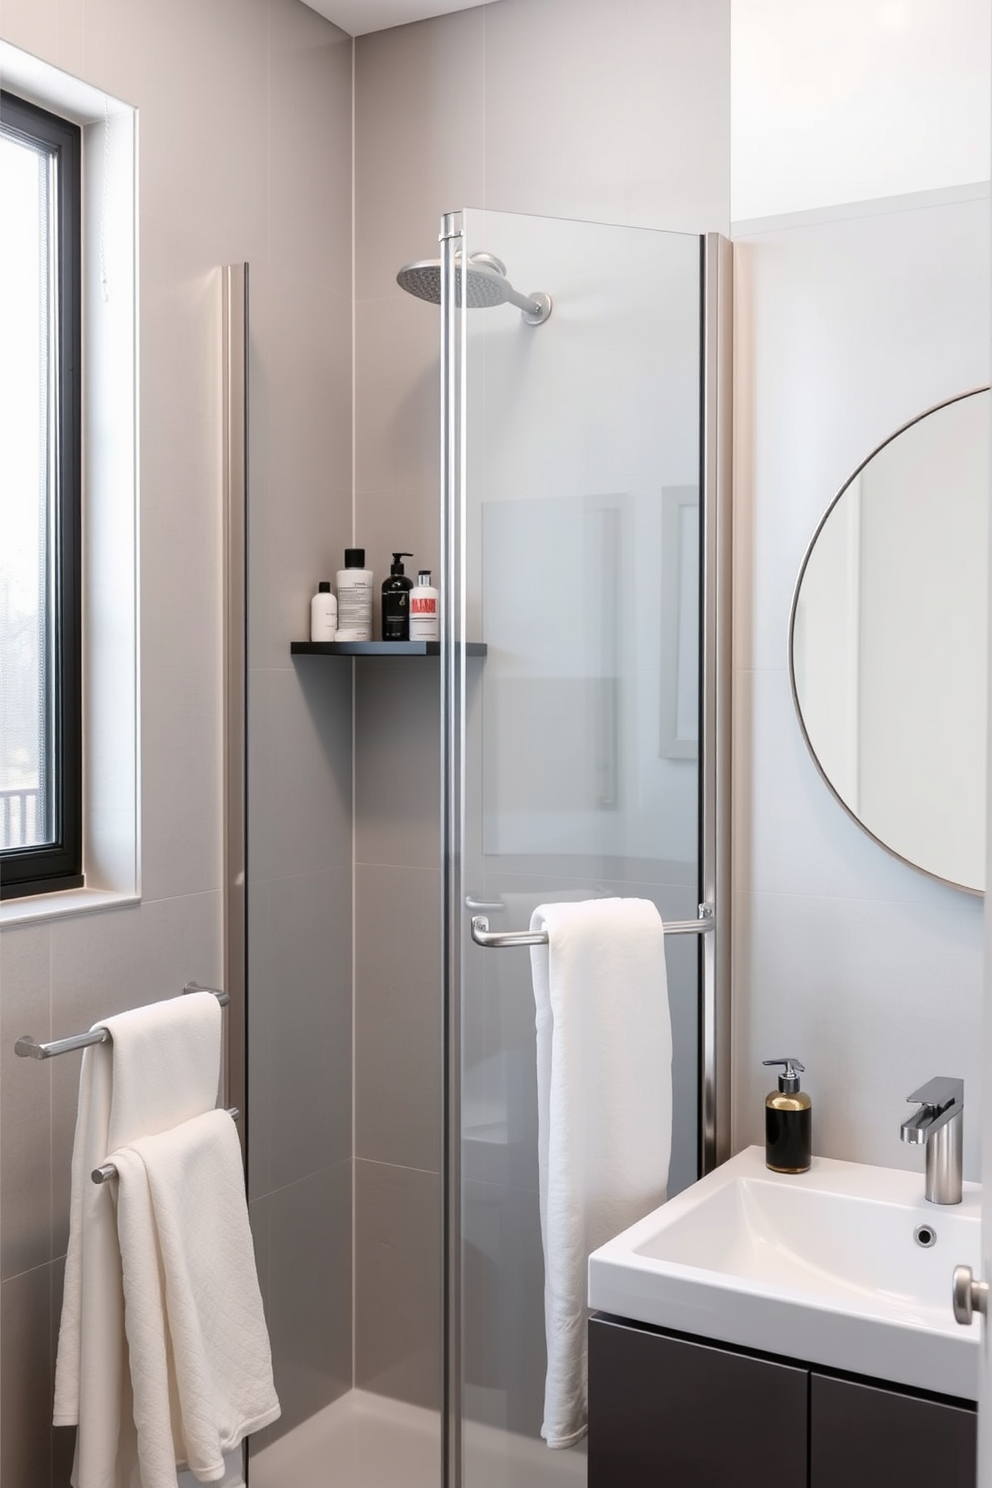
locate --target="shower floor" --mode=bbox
[248,1389,587,1488]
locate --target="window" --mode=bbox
[0,91,82,898]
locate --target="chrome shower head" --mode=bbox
[396,251,552,324]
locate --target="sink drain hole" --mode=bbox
[914,1225,937,1248]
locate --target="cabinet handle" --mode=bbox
[952,1265,988,1325]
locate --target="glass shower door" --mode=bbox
[442,208,715,1488]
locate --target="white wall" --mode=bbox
[731,0,990,1180]
[732,0,991,222]
[732,193,989,1174]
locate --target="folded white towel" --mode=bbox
[54,991,223,1488]
[111,1108,280,1487]
[530,898,672,1449]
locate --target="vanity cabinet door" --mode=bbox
[588,1316,807,1488]
[810,1374,976,1488]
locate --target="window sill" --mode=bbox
[0,887,140,928]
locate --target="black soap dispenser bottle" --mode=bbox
[763,1058,812,1173]
[382,552,414,641]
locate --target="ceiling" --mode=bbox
[301,0,488,37]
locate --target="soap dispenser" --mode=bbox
[762,1058,812,1173]
[382,552,414,641]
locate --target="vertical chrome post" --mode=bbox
[222,264,248,1131]
[700,234,733,1174]
[440,211,465,1488]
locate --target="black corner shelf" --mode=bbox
[291,640,487,657]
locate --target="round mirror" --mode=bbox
[790,388,989,895]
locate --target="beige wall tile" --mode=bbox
[355,662,441,871]
[355,864,441,1172]
[355,7,485,302]
[1,1264,54,1487]
[355,1159,441,1410]
[0,927,52,1281]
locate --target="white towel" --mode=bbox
[530,898,672,1449]
[111,1108,280,1487]
[54,992,223,1488]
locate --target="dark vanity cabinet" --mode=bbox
[588,1315,976,1488]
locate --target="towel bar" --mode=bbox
[470,904,715,948]
[91,1106,241,1185]
[13,982,230,1060]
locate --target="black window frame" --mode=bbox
[0,91,82,899]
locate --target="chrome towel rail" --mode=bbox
[14,981,229,1061]
[470,904,715,949]
[91,1105,241,1185]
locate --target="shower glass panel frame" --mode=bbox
[441,209,732,1488]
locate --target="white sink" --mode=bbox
[588,1146,981,1400]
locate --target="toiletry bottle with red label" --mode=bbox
[410,570,439,641]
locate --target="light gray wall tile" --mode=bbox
[249,282,353,671]
[247,868,352,1200]
[248,663,353,885]
[355,7,485,302]
[269,2,353,281]
[463,1177,544,1437]
[263,1162,353,1440]
[355,294,442,506]
[355,662,441,871]
[355,865,441,1172]
[355,1159,441,1409]
[83,0,271,260]
[1,1263,54,1487]
[0,926,52,1281]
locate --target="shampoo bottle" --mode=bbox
[336,548,373,641]
[382,552,414,641]
[409,570,440,641]
[762,1058,811,1173]
[310,581,337,642]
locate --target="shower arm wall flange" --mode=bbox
[465,251,551,323]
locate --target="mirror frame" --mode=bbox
[788,384,989,897]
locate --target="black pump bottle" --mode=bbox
[763,1058,812,1173]
[382,552,414,640]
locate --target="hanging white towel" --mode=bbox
[54,992,223,1488]
[111,1108,280,1488]
[530,898,672,1449]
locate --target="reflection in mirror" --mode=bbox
[790,388,989,894]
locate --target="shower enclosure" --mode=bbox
[439,209,731,1487]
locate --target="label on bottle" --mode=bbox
[409,592,439,640]
[337,579,372,640]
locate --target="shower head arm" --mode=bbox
[502,283,552,322]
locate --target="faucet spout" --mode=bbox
[901,1077,963,1204]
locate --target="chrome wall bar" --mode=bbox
[14,983,230,1060]
[470,907,715,949]
[221,263,249,1127]
[91,1105,241,1184]
[439,209,466,1488]
[700,232,734,1175]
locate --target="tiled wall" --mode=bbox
[352,0,731,1411]
[0,0,354,1478]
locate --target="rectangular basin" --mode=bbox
[588,1146,980,1400]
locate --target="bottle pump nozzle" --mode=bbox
[390,551,413,574]
[763,1057,805,1093]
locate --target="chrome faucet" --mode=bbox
[900,1077,963,1205]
